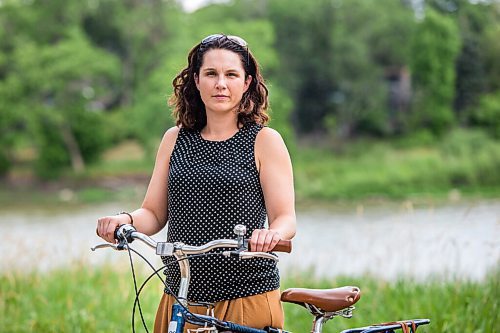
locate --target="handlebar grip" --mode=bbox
[247,239,292,253]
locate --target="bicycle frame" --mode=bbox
[169,303,283,333]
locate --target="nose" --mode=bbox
[215,74,227,90]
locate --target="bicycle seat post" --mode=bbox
[311,315,327,333]
[306,305,337,333]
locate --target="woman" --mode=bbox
[96,34,296,332]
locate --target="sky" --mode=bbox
[179,0,230,12]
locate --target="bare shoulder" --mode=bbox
[164,125,181,139]
[158,126,181,155]
[255,127,285,147]
[255,127,285,151]
[255,127,290,161]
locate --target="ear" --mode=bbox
[243,75,252,93]
[194,73,200,90]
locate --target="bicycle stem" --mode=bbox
[175,251,190,307]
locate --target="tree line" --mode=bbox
[0,0,499,179]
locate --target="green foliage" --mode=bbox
[410,9,461,135]
[0,265,162,332]
[454,37,486,112]
[268,0,417,136]
[0,149,11,177]
[282,271,499,333]
[1,266,497,332]
[452,2,494,112]
[294,129,500,200]
[481,22,500,92]
[30,107,112,180]
[33,118,71,180]
[268,0,336,133]
[330,0,415,137]
[438,129,500,186]
[1,0,499,180]
[331,3,387,137]
[71,110,112,164]
[9,27,120,178]
[467,92,500,138]
[0,92,22,176]
[268,83,296,155]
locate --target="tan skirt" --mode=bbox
[154,289,284,333]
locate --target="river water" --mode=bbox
[1,200,498,281]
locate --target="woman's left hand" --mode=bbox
[250,229,282,253]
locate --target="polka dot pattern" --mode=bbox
[162,122,280,303]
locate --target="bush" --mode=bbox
[438,128,500,186]
[34,121,71,180]
[410,8,461,135]
[71,109,111,164]
[0,148,10,177]
[468,92,500,138]
[34,109,112,180]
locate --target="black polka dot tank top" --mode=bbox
[162,122,280,303]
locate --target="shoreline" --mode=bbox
[2,174,498,210]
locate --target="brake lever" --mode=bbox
[90,243,127,251]
[222,250,279,262]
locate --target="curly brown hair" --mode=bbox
[169,35,269,130]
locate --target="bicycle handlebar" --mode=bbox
[91,224,292,262]
[248,239,291,253]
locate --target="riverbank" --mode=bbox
[1,265,497,332]
[0,177,497,215]
[3,128,499,208]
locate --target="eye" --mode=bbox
[206,71,216,77]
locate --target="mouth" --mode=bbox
[213,95,229,98]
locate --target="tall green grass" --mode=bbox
[294,129,500,201]
[0,265,163,332]
[282,272,499,333]
[1,265,498,333]
[2,128,499,206]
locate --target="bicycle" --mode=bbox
[92,224,430,333]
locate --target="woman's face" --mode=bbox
[195,48,251,116]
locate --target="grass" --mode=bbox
[293,129,500,201]
[282,272,499,333]
[0,265,498,333]
[0,264,163,332]
[2,128,500,207]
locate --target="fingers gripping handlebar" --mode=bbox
[92,224,292,259]
[248,240,291,253]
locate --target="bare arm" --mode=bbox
[250,127,296,252]
[97,126,180,242]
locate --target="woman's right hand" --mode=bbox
[96,214,132,243]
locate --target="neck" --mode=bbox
[202,112,240,141]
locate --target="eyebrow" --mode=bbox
[202,67,241,73]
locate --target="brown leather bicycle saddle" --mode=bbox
[281,286,361,312]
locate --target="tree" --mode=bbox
[268,83,295,155]
[0,0,85,176]
[268,0,336,134]
[267,0,417,137]
[329,0,416,137]
[480,12,500,92]
[12,29,121,178]
[82,0,177,108]
[410,8,461,135]
[452,1,495,116]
